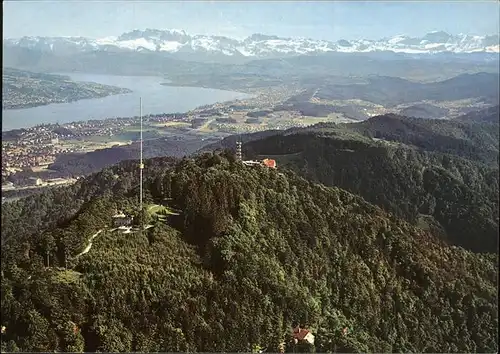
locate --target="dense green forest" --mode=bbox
[346,114,499,165]
[1,153,498,352]
[225,114,499,254]
[207,110,499,166]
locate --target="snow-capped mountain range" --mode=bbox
[4,29,499,58]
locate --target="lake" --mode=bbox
[2,73,251,131]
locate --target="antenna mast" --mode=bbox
[139,98,144,223]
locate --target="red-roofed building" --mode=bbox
[262,158,277,169]
[292,326,315,345]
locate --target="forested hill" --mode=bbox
[1,153,498,352]
[241,115,499,254]
[456,105,499,124]
[334,113,498,166]
[203,112,499,166]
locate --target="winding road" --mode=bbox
[74,230,103,258]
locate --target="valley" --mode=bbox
[2,70,498,193]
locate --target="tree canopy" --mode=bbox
[1,153,497,352]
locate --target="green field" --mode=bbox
[122,124,167,133]
[147,203,180,218]
[151,122,191,128]
[84,135,131,144]
[295,116,332,125]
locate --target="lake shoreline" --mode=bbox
[2,90,133,111]
[2,73,252,131]
[160,82,254,95]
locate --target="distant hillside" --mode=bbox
[245,53,499,83]
[274,98,371,120]
[227,114,500,253]
[427,73,499,104]
[47,136,216,177]
[198,128,286,154]
[2,67,131,109]
[1,153,497,352]
[399,103,449,119]
[280,73,499,112]
[4,43,498,93]
[208,112,499,166]
[456,105,499,124]
[3,49,229,80]
[347,114,499,165]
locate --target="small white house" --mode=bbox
[112,212,133,227]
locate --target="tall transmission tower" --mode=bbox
[236,138,242,161]
[139,97,144,229]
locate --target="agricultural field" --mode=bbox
[151,122,191,128]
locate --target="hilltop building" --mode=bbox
[262,158,277,168]
[235,141,277,169]
[242,160,261,167]
[242,159,277,169]
[112,212,133,227]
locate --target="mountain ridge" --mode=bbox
[4,29,499,59]
[203,113,499,254]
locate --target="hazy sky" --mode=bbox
[3,1,499,40]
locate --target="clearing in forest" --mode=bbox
[147,203,180,218]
